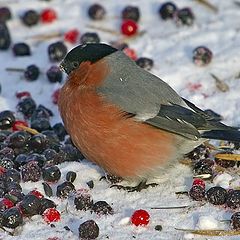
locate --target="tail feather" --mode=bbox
[201,130,240,142]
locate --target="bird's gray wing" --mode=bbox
[97,51,234,140]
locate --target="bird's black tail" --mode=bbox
[201,129,240,142]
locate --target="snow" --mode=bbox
[0,0,240,239]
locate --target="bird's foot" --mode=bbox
[99,174,123,184]
[110,180,158,192]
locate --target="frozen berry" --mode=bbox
[31,104,53,121]
[46,65,63,83]
[2,207,23,228]
[43,208,61,223]
[56,181,75,198]
[91,201,113,215]
[15,91,31,99]
[231,212,240,230]
[0,110,15,130]
[40,8,57,23]
[226,190,240,209]
[193,46,213,66]
[18,194,41,216]
[12,42,31,56]
[175,8,195,26]
[80,32,100,44]
[6,182,22,193]
[4,169,21,183]
[42,165,61,182]
[52,88,60,104]
[21,161,42,182]
[88,4,106,20]
[121,19,138,36]
[0,158,15,169]
[0,147,14,160]
[21,10,39,27]
[159,2,177,20]
[28,134,48,153]
[155,225,163,231]
[59,144,84,161]
[122,6,140,22]
[64,29,80,44]
[48,41,67,62]
[0,198,14,210]
[29,189,44,199]
[66,171,77,183]
[206,186,227,205]
[136,57,154,70]
[131,209,150,226]
[192,178,205,189]
[189,185,205,201]
[24,64,40,81]
[74,193,93,211]
[7,130,31,149]
[17,97,37,118]
[79,220,99,239]
[42,182,53,197]
[14,154,28,168]
[193,159,213,176]
[39,198,56,214]
[0,23,11,50]
[123,47,137,61]
[0,7,12,22]
[52,123,67,141]
[31,118,51,132]
[186,144,210,161]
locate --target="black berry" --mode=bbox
[206,186,227,205]
[2,207,23,228]
[0,158,15,169]
[4,169,21,183]
[27,134,48,153]
[0,110,15,130]
[21,161,42,182]
[189,185,205,201]
[193,159,213,176]
[91,201,113,215]
[21,10,39,27]
[59,144,84,162]
[122,6,140,22]
[193,46,213,66]
[52,122,67,141]
[155,225,163,231]
[231,212,240,230]
[56,181,75,198]
[0,7,12,22]
[31,118,51,132]
[31,104,53,121]
[74,193,93,211]
[80,32,100,44]
[39,198,56,215]
[46,65,63,83]
[66,171,77,183]
[0,23,11,50]
[226,190,240,209]
[48,41,67,62]
[88,4,106,20]
[79,220,99,239]
[42,165,61,182]
[159,2,177,20]
[6,130,31,149]
[175,8,195,26]
[12,42,31,56]
[18,194,41,216]
[24,64,40,81]
[136,57,154,70]
[17,97,37,118]
[26,153,46,167]
[42,182,53,197]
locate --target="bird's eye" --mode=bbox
[73,61,79,68]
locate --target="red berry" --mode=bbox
[12,120,28,131]
[131,209,150,226]
[123,47,137,60]
[121,19,138,36]
[29,189,44,199]
[192,178,205,189]
[15,91,31,99]
[2,198,14,209]
[64,29,80,44]
[52,88,60,104]
[0,166,6,175]
[43,208,61,223]
[40,8,57,23]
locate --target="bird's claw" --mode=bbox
[110,181,158,192]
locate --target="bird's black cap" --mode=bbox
[60,43,117,75]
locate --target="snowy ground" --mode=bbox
[0,0,240,239]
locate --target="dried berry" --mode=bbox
[206,186,227,205]
[74,193,93,211]
[231,212,240,230]
[226,190,240,209]
[79,220,99,239]
[91,201,113,215]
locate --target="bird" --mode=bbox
[58,43,240,190]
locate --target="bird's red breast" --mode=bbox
[58,59,177,179]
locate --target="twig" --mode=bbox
[215,153,240,161]
[175,228,240,236]
[211,73,230,92]
[195,0,218,13]
[151,205,189,209]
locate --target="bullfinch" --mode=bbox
[58,43,240,189]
